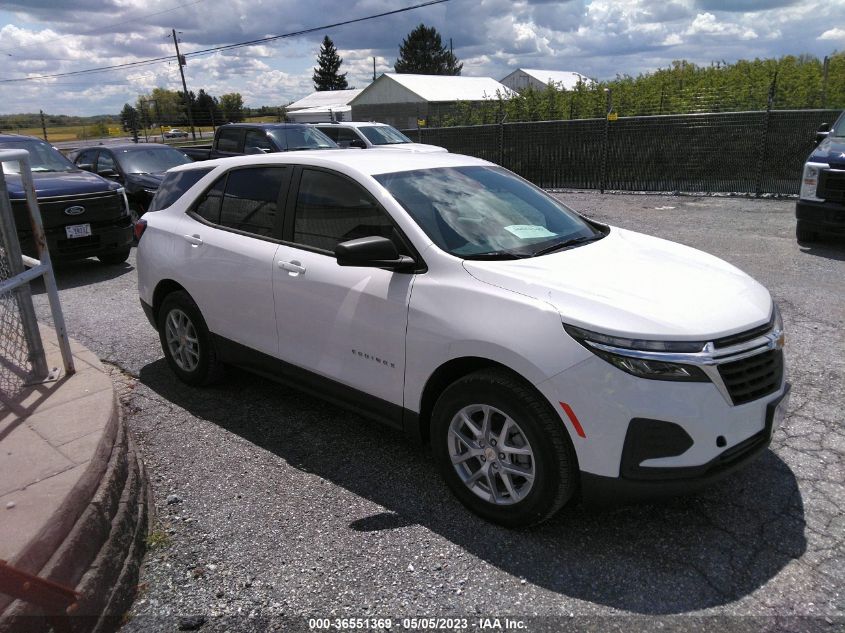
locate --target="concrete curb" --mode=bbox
[0,331,151,633]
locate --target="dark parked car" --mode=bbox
[72,144,192,218]
[180,123,337,161]
[0,134,133,264]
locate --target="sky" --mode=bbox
[0,0,843,116]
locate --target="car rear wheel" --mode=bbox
[158,291,223,386]
[97,248,131,265]
[431,368,578,527]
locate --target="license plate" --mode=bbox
[65,223,92,239]
[771,390,790,434]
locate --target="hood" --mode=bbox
[4,170,121,199]
[382,142,448,153]
[809,135,845,168]
[462,227,772,341]
[125,172,165,191]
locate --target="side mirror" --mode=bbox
[815,122,831,146]
[349,139,367,149]
[98,169,120,179]
[335,236,416,271]
[77,163,94,172]
[245,146,271,155]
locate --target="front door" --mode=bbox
[272,167,415,409]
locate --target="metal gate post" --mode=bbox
[0,164,48,380]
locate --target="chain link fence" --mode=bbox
[0,242,31,401]
[410,109,840,195]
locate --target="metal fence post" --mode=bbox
[754,79,776,197]
[599,88,612,193]
[0,166,48,380]
[498,111,506,167]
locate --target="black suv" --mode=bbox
[0,134,133,264]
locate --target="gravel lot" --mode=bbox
[32,192,844,632]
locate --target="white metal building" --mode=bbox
[349,74,515,129]
[285,89,364,123]
[500,68,594,93]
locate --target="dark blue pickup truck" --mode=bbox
[796,111,845,243]
[0,134,133,264]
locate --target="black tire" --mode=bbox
[796,221,818,244]
[431,368,578,528]
[157,290,224,386]
[97,248,131,265]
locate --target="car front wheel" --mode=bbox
[157,291,223,386]
[431,368,578,528]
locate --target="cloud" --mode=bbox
[818,27,845,41]
[1,0,844,115]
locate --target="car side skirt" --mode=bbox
[211,335,411,432]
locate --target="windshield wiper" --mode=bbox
[462,250,529,260]
[532,234,604,257]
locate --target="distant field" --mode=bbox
[4,117,277,143]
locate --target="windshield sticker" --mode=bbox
[504,225,556,239]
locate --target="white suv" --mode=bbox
[136,151,789,527]
[312,121,447,153]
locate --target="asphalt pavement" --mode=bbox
[31,192,845,632]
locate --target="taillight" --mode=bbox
[134,219,148,241]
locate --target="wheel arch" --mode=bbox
[152,279,189,324]
[414,356,545,445]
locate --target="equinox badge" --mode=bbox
[64,205,85,216]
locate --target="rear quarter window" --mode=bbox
[149,168,213,212]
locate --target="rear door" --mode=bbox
[175,165,290,356]
[272,167,415,410]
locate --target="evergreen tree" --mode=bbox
[394,24,462,75]
[313,36,349,91]
[119,103,139,132]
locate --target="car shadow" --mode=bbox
[138,359,806,615]
[798,235,845,260]
[29,255,134,293]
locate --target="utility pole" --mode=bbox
[39,110,48,141]
[373,57,376,81]
[171,28,197,141]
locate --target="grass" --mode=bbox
[145,528,171,550]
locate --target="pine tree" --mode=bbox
[394,24,462,75]
[313,36,349,91]
[119,103,139,133]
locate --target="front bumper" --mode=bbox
[796,199,845,234]
[580,384,789,503]
[19,218,133,261]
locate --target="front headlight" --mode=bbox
[564,324,709,382]
[800,163,827,201]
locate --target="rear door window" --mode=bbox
[218,167,287,237]
[149,168,213,211]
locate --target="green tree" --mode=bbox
[313,36,349,91]
[219,93,245,122]
[394,24,462,75]
[119,103,139,132]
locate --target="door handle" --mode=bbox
[183,234,203,246]
[278,260,306,275]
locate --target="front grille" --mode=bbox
[718,349,783,405]
[11,191,125,231]
[818,169,845,203]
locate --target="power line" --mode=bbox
[0,0,453,84]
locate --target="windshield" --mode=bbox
[269,127,336,151]
[116,147,192,174]
[831,112,845,137]
[0,139,76,174]
[359,125,413,145]
[375,166,605,258]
